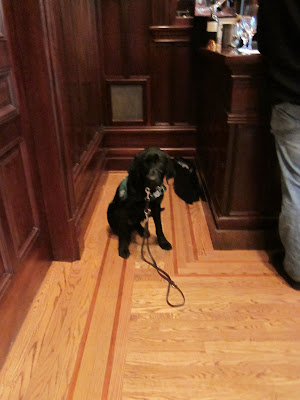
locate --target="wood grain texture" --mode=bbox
[98,1,196,162]
[0,0,53,366]
[124,271,300,400]
[195,49,280,238]
[4,0,81,261]
[0,172,121,399]
[0,171,299,400]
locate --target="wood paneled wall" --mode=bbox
[1,0,107,261]
[150,26,194,125]
[42,0,106,254]
[98,0,197,167]
[0,0,107,365]
[52,0,103,166]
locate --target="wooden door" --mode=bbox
[0,2,51,365]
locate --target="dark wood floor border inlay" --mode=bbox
[169,188,178,275]
[185,203,199,262]
[102,259,127,399]
[66,236,111,400]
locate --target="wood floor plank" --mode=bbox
[186,201,213,256]
[195,250,270,262]
[1,171,300,400]
[171,188,195,266]
[123,261,300,400]
[0,261,70,399]
[69,237,125,400]
[192,200,214,252]
[181,261,274,276]
[160,183,177,277]
[105,254,136,400]
[122,365,300,400]
[0,172,125,400]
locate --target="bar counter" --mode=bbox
[195,48,281,249]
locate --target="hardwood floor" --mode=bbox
[0,171,299,400]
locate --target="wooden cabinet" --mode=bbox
[195,49,281,248]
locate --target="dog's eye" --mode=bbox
[145,154,159,164]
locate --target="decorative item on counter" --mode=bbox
[206,1,219,50]
[237,19,249,50]
[241,15,257,49]
[236,1,259,54]
[229,22,241,48]
[195,0,238,52]
[194,0,211,17]
[207,39,217,51]
[242,1,258,49]
[195,0,235,17]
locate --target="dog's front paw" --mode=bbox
[158,238,172,251]
[119,245,130,259]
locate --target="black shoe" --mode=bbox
[270,252,300,291]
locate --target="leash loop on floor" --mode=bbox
[141,188,185,308]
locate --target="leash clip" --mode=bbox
[144,187,151,218]
[145,187,151,201]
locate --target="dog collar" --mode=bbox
[118,177,166,201]
[150,184,166,199]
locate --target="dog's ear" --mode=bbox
[128,153,142,185]
[165,155,175,181]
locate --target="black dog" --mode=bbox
[107,147,174,258]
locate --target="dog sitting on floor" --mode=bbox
[107,147,174,259]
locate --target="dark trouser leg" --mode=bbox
[271,102,300,282]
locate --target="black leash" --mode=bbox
[141,187,185,308]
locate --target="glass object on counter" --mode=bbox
[235,14,259,54]
[194,0,238,52]
[230,23,241,48]
[237,20,249,49]
[196,0,209,14]
[241,15,257,49]
[195,0,236,17]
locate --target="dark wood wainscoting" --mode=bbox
[98,1,197,164]
[103,126,196,170]
[5,0,106,262]
[195,49,281,250]
[42,0,106,255]
[150,25,194,125]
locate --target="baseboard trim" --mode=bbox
[103,125,196,151]
[104,147,196,170]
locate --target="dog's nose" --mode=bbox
[147,172,161,190]
[148,175,157,182]
[147,169,158,181]
[148,172,160,184]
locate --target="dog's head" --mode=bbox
[128,147,174,191]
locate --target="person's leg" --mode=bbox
[271,102,300,285]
